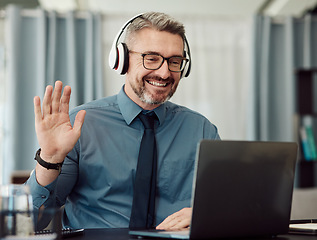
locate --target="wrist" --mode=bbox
[34,148,64,174]
[35,164,60,187]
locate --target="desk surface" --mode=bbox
[69,228,317,240]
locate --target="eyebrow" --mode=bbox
[143,51,184,58]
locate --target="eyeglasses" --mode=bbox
[129,51,189,72]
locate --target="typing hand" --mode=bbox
[156,207,192,230]
[34,81,86,177]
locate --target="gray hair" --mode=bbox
[124,12,185,47]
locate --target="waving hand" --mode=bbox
[33,81,86,185]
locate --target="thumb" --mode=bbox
[73,110,86,134]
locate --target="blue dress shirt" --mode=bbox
[27,86,220,229]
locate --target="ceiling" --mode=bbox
[1,0,317,17]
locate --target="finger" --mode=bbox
[156,215,174,229]
[156,208,191,230]
[72,110,86,135]
[34,96,42,123]
[42,85,53,116]
[157,210,181,229]
[60,85,72,114]
[51,81,63,113]
[168,218,190,230]
[157,216,189,230]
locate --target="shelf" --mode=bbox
[295,69,317,188]
[296,160,317,188]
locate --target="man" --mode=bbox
[27,12,220,230]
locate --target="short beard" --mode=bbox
[140,88,172,105]
[132,76,177,105]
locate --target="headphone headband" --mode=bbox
[108,13,191,78]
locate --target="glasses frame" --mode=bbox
[129,50,189,73]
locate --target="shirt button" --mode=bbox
[41,195,46,199]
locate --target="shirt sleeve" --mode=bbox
[203,118,221,140]
[26,170,58,210]
[27,112,81,211]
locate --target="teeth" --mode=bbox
[148,81,167,87]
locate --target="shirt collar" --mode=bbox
[117,85,166,126]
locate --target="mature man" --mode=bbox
[27,12,220,230]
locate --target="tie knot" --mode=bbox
[139,113,156,130]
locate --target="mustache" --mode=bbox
[143,75,174,83]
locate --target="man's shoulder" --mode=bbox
[165,101,208,120]
[70,95,119,116]
[163,101,220,139]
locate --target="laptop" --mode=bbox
[129,140,298,239]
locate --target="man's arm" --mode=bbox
[33,81,86,186]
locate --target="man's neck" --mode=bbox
[123,85,161,111]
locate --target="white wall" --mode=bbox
[86,0,265,17]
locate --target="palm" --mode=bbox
[36,111,78,155]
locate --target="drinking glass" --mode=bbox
[0,184,34,237]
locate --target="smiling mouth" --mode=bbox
[146,80,169,87]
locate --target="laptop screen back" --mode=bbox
[190,140,298,239]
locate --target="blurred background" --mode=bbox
[1,0,317,219]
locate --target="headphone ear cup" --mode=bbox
[116,43,129,75]
[109,44,118,70]
[181,50,191,78]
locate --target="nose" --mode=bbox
[155,59,172,79]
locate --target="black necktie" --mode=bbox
[129,112,157,229]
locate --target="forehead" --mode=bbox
[129,28,184,56]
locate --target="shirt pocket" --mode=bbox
[159,156,195,202]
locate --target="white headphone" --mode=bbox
[108,13,191,78]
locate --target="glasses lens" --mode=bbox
[169,57,186,72]
[143,54,163,70]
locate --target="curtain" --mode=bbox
[1,5,103,183]
[254,15,317,142]
[0,16,4,185]
[102,14,255,141]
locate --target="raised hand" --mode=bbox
[33,81,86,185]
